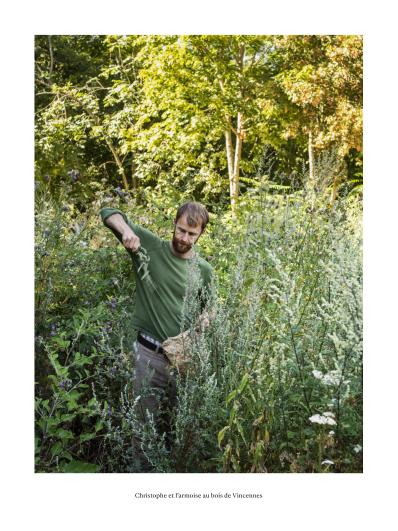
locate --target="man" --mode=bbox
[100,201,213,462]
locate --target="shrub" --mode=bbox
[35,180,362,473]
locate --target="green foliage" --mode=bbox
[34,35,362,471]
[35,189,137,472]
[35,163,362,472]
[35,35,362,207]
[271,35,363,156]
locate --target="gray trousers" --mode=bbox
[133,340,177,420]
[131,340,177,470]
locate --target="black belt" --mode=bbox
[137,333,165,354]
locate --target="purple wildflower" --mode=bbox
[67,169,80,182]
[59,379,72,390]
[115,186,125,199]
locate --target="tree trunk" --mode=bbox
[224,120,235,200]
[231,112,244,212]
[105,138,129,190]
[48,36,54,85]
[131,155,138,191]
[307,129,316,209]
[224,113,245,213]
[308,129,314,185]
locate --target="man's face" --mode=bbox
[172,214,203,255]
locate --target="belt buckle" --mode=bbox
[140,333,162,354]
[154,341,163,354]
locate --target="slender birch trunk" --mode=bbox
[225,117,244,213]
[231,112,244,211]
[225,120,235,205]
[222,44,246,213]
[308,130,314,185]
[225,121,234,186]
[307,129,316,209]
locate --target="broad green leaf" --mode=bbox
[95,420,104,432]
[56,428,74,440]
[226,389,237,405]
[235,420,247,444]
[238,373,250,394]
[51,442,63,456]
[79,432,97,443]
[217,426,230,448]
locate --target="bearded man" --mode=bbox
[100,201,213,465]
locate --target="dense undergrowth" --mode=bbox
[35,179,362,473]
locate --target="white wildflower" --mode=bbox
[321,459,334,466]
[323,372,340,386]
[353,444,362,454]
[309,413,337,426]
[309,414,323,424]
[312,369,323,380]
[312,369,341,386]
[328,431,335,436]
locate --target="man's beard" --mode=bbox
[172,232,192,254]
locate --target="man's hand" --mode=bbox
[103,212,141,252]
[122,228,141,252]
[195,309,215,333]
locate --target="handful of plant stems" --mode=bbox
[135,246,157,292]
[162,310,211,374]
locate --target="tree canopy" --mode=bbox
[35,34,363,210]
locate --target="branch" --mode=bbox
[35,78,53,90]
[35,62,53,89]
[230,125,238,136]
[48,35,54,85]
[117,46,132,84]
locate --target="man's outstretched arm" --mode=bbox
[101,210,141,253]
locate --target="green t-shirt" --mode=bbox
[100,208,213,342]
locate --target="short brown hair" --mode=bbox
[175,201,209,231]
